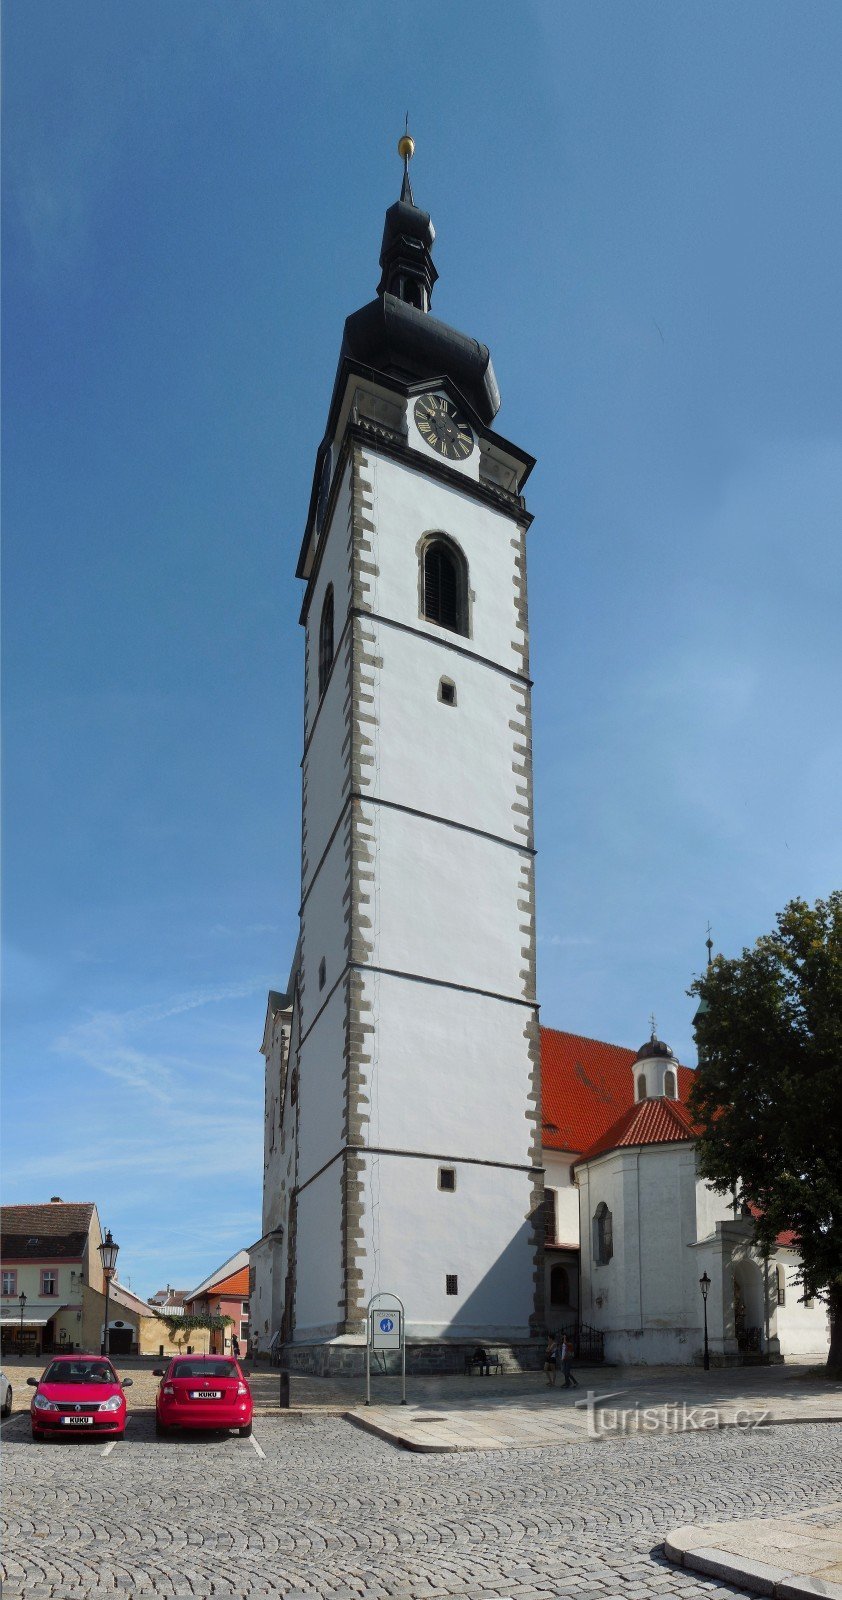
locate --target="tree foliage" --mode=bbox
[688,893,842,1366]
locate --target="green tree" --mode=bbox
[689,893,842,1370]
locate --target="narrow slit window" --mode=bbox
[438,678,456,706]
[318,958,326,991]
[318,586,334,699]
[438,1167,456,1191]
[445,1274,458,1296]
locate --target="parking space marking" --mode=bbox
[101,1438,119,1456]
[248,1432,265,1459]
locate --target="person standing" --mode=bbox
[232,1334,241,1361]
[561,1334,579,1388]
[544,1333,559,1386]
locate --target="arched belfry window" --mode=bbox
[593,1202,613,1265]
[318,586,334,699]
[421,536,468,636]
[664,1070,677,1099]
[637,1074,647,1102]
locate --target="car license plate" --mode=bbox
[189,1389,222,1399]
[62,1416,94,1426]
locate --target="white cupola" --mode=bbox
[633,1027,679,1102]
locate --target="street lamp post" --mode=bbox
[18,1291,27,1358]
[699,1271,711,1371]
[98,1229,119,1356]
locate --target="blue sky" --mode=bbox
[3,1,840,1299]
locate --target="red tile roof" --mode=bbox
[540,1028,695,1154]
[574,1095,698,1163]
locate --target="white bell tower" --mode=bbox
[283,136,544,1363]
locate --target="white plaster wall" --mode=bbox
[637,1146,697,1326]
[356,1151,535,1338]
[359,619,528,845]
[297,984,347,1187]
[261,1011,289,1237]
[774,1254,831,1356]
[303,460,352,745]
[302,652,350,896]
[356,969,534,1166]
[365,801,533,1002]
[695,1172,741,1239]
[299,817,348,1036]
[293,1164,344,1337]
[543,1151,580,1244]
[365,454,525,676]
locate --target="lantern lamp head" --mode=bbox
[99,1228,119,1277]
[699,1271,711,1300]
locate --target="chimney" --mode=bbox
[50,1196,63,1203]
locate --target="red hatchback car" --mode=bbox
[28,1354,132,1440]
[153,1354,253,1437]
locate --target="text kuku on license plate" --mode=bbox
[189,1389,222,1399]
[62,1416,94,1425]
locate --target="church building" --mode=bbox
[250,140,829,1372]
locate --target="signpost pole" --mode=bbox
[401,1320,406,1405]
[366,1292,405,1408]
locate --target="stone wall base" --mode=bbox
[281,1339,546,1378]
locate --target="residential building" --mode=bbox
[185,1250,250,1355]
[0,1199,105,1356]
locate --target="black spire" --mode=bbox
[376,126,438,312]
[339,130,501,424]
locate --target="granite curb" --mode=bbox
[664,1506,842,1600]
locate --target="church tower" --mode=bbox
[286,136,543,1361]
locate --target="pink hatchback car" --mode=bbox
[28,1354,132,1440]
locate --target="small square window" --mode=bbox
[318,958,326,991]
[438,677,457,706]
[445,1274,458,1296]
[438,1167,456,1191]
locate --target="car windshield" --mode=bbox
[172,1359,237,1378]
[42,1360,117,1385]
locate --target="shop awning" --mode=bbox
[0,1304,67,1327]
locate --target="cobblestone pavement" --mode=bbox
[2,1412,840,1599]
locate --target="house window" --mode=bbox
[242,1301,249,1314]
[318,957,326,991]
[438,1167,456,1191]
[2,1270,17,1296]
[41,1270,57,1296]
[776,1265,786,1307]
[318,585,334,699]
[445,1274,458,1295]
[593,1203,613,1265]
[550,1264,570,1307]
[438,677,457,706]
[664,1070,677,1099]
[544,1190,557,1243]
[637,1074,647,1102]
[421,536,467,635]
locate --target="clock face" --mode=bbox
[414,394,474,462]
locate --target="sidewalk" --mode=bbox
[665,1502,842,1599]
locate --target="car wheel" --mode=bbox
[155,1417,169,1437]
[32,1430,45,1442]
[238,1422,252,1437]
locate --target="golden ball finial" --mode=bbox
[398,131,415,162]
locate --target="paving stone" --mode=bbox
[1,1415,840,1598]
